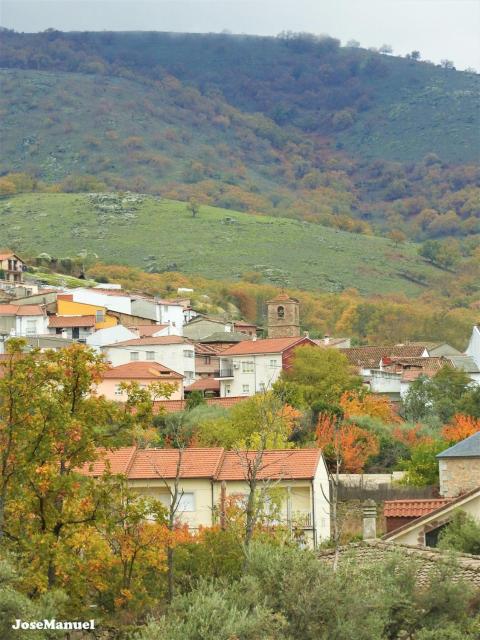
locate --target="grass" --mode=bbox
[0,192,443,296]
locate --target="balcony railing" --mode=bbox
[217,368,234,378]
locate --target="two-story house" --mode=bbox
[80,446,330,548]
[217,336,317,397]
[0,303,48,337]
[101,335,196,386]
[96,361,184,401]
[0,251,26,283]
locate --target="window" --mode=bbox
[259,382,266,392]
[146,351,155,360]
[241,361,254,373]
[114,385,123,396]
[130,351,139,361]
[178,493,195,512]
[277,305,285,319]
[242,384,250,394]
[95,310,105,323]
[225,384,231,395]
[269,359,278,368]
[204,355,211,364]
[25,319,37,336]
[184,350,194,358]
[185,371,194,380]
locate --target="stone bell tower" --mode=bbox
[266,293,300,338]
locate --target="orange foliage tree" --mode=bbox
[442,414,480,444]
[340,390,401,423]
[315,413,379,473]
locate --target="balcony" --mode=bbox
[217,367,234,378]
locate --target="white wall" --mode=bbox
[313,455,331,544]
[219,353,283,397]
[102,343,195,384]
[15,314,49,336]
[466,326,480,368]
[87,325,137,349]
[369,370,401,396]
[131,299,184,333]
[68,288,132,314]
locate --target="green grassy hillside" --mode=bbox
[0,192,444,296]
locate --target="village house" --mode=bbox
[80,446,331,548]
[0,250,27,283]
[383,431,480,546]
[185,376,220,397]
[101,335,196,385]
[96,361,184,401]
[57,294,117,330]
[183,315,237,341]
[0,303,48,338]
[217,335,316,397]
[48,315,96,341]
[467,325,480,368]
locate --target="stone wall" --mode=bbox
[318,540,480,589]
[439,457,480,497]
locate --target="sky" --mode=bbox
[1,0,479,70]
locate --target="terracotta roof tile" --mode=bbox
[129,448,225,479]
[48,315,95,328]
[0,304,45,316]
[221,336,314,356]
[153,395,250,413]
[341,345,428,368]
[194,343,229,355]
[216,449,321,481]
[186,377,220,391]
[132,324,169,337]
[102,361,183,379]
[80,446,137,477]
[384,499,451,518]
[109,336,185,347]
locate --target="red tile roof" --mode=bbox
[186,377,220,391]
[217,449,322,481]
[132,324,169,337]
[384,499,451,518]
[0,304,44,316]
[220,336,314,356]
[78,446,323,480]
[341,345,428,368]
[129,448,225,479]
[80,446,137,476]
[153,395,250,413]
[110,336,185,347]
[194,343,231,355]
[102,361,183,379]
[48,315,95,328]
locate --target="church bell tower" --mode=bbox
[266,293,300,338]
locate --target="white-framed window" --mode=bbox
[146,351,155,360]
[95,310,105,323]
[269,359,278,368]
[178,492,195,512]
[242,361,254,373]
[183,350,194,358]
[185,371,194,381]
[114,384,123,396]
[225,384,232,395]
[25,319,37,336]
[242,384,250,394]
[130,351,139,361]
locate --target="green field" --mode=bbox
[0,192,442,296]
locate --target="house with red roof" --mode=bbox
[216,336,317,397]
[79,446,330,547]
[96,361,184,401]
[0,303,48,337]
[0,250,26,283]
[101,335,196,386]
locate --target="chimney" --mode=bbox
[362,499,377,540]
[303,330,310,338]
[323,334,330,345]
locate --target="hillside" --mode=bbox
[0,191,446,296]
[0,30,479,245]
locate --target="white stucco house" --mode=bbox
[0,304,49,338]
[466,325,480,369]
[217,336,316,397]
[101,335,196,386]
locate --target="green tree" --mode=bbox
[275,345,361,408]
[437,511,480,554]
[400,440,446,486]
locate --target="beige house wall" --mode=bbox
[96,378,183,401]
[439,457,480,497]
